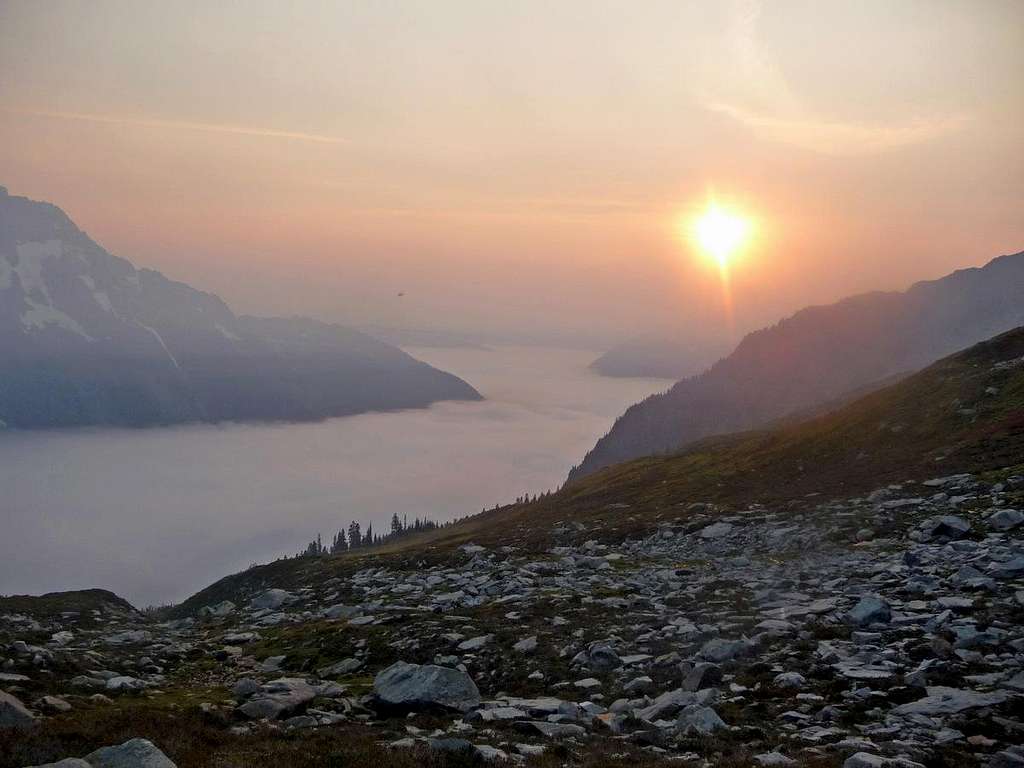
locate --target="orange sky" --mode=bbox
[2,0,1022,346]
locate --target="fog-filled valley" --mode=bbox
[0,345,669,606]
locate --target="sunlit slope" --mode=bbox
[415,324,1024,549]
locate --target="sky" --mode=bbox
[1,0,1022,347]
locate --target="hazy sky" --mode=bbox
[2,0,1021,345]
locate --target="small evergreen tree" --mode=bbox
[330,529,348,554]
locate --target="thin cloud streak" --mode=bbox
[707,102,969,156]
[704,0,969,156]
[8,108,351,145]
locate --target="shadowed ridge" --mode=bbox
[570,250,1024,482]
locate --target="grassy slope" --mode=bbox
[174,327,1024,616]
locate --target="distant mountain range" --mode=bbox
[589,333,729,379]
[569,249,1024,481]
[0,187,481,428]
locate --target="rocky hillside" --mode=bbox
[0,187,481,428]
[570,250,1024,481]
[2,330,1022,767]
[2,452,1023,767]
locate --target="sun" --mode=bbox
[693,203,752,269]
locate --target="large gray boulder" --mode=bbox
[0,690,35,729]
[236,677,316,720]
[991,556,1024,579]
[84,738,176,767]
[676,704,726,734]
[699,638,748,663]
[988,508,1024,531]
[249,589,293,611]
[893,686,1009,716]
[847,595,891,626]
[373,661,481,712]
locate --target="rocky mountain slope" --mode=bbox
[3,328,1020,768]
[0,187,481,428]
[570,251,1024,481]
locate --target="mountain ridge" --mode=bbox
[568,249,1024,481]
[0,187,481,428]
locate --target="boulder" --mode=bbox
[513,636,537,654]
[237,678,316,720]
[84,738,177,768]
[843,754,925,768]
[699,638,748,663]
[635,688,715,721]
[322,604,361,620]
[918,515,971,541]
[106,676,145,693]
[373,662,481,712]
[231,678,260,699]
[676,704,726,734]
[847,595,891,626]
[991,556,1024,579]
[682,662,722,692]
[249,589,292,610]
[987,509,1024,531]
[200,600,236,618]
[586,642,621,671]
[36,695,72,713]
[318,658,363,677]
[893,686,1009,716]
[518,720,587,739]
[457,634,492,652]
[755,753,797,767]
[773,672,806,689]
[0,690,36,729]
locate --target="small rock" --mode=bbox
[513,636,537,654]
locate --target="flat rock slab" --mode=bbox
[237,678,316,720]
[893,686,1010,716]
[373,662,481,712]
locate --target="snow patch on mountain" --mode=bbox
[79,274,117,315]
[22,299,94,339]
[137,322,181,371]
[216,323,240,341]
